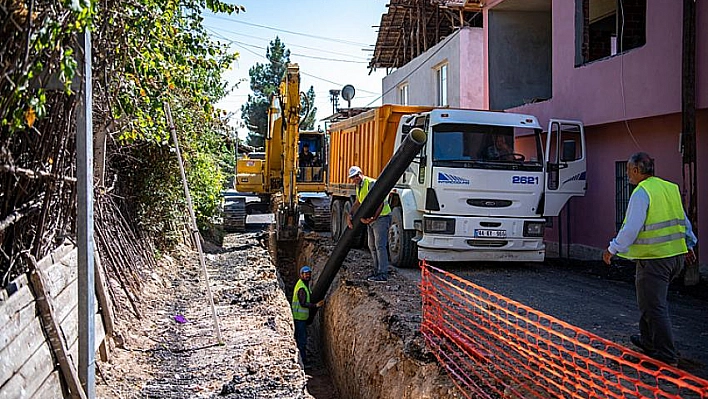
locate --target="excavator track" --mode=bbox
[223,196,247,232]
[300,195,331,231]
[309,203,331,231]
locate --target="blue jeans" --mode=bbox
[294,320,308,364]
[367,214,391,276]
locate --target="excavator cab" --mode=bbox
[297,131,326,185]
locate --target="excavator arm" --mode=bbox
[272,64,302,240]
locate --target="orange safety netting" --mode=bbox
[420,261,708,399]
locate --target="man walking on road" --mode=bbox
[291,266,323,366]
[346,166,392,282]
[603,152,697,367]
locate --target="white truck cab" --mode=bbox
[388,109,585,266]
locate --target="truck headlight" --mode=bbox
[523,221,545,237]
[424,217,455,234]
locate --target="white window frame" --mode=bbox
[398,83,409,105]
[435,63,448,107]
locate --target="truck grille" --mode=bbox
[466,239,508,248]
[466,199,512,208]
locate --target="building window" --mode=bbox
[436,63,448,107]
[615,160,634,231]
[398,83,409,105]
[576,0,646,65]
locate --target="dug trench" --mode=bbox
[274,231,460,399]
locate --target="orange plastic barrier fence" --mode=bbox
[420,262,708,399]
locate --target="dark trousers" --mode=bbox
[294,320,308,365]
[635,254,684,363]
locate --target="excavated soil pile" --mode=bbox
[96,232,312,399]
[298,233,461,399]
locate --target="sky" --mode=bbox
[204,0,390,139]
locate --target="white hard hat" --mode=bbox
[348,166,362,178]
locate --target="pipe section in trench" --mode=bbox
[310,127,427,306]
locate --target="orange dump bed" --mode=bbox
[327,104,431,196]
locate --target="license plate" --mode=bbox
[474,229,506,238]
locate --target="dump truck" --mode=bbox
[327,105,586,268]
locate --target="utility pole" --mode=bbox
[329,89,340,114]
[681,0,698,286]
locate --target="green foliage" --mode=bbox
[2,0,244,246]
[242,37,290,147]
[300,86,317,130]
[1,0,95,131]
[92,0,243,242]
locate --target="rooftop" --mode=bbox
[369,0,482,71]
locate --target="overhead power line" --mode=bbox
[204,13,370,47]
[221,34,380,96]
[206,27,368,64]
[227,38,367,64]
[204,24,370,61]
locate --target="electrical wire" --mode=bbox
[204,24,370,61]
[206,27,368,64]
[203,12,370,47]
[226,39,380,97]
[618,0,642,150]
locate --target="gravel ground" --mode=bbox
[96,229,312,399]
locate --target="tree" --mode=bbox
[242,37,290,147]
[300,86,317,131]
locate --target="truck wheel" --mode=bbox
[388,207,417,268]
[331,200,343,242]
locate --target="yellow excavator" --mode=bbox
[235,63,330,238]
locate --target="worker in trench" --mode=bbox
[291,265,324,367]
[603,152,697,367]
[346,165,392,282]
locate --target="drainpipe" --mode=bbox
[681,0,698,286]
[310,128,427,306]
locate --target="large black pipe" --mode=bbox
[310,127,427,305]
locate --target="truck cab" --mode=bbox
[390,109,585,266]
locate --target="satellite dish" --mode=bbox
[341,84,356,107]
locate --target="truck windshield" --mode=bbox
[432,123,543,171]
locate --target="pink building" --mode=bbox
[482,0,706,267]
[372,0,705,270]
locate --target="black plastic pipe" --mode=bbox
[310,127,427,305]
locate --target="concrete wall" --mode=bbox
[488,11,552,110]
[382,27,484,109]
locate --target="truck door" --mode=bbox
[543,120,586,217]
